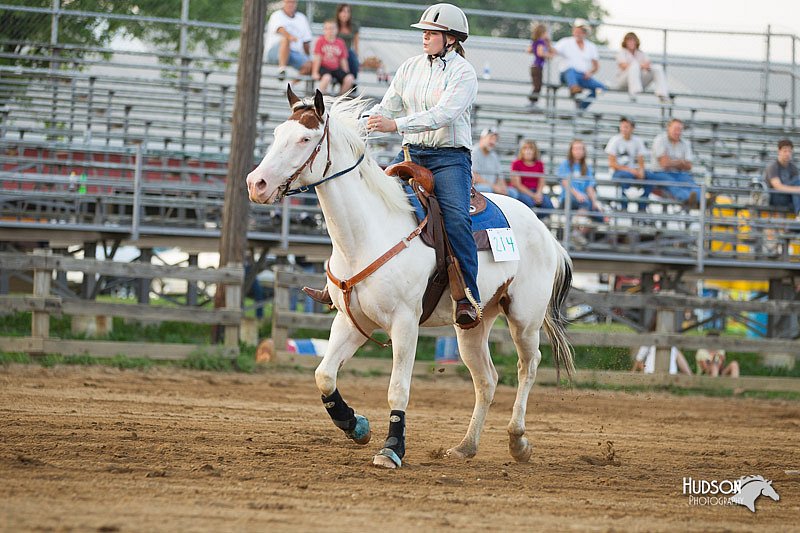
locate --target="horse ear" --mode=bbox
[314,89,325,117]
[287,84,300,108]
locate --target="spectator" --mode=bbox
[695,331,740,377]
[509,139,554,218]
[312,20,355,95]
[764,139,800,215]
[610,32,670,102]
[266,0,313,80]
[335,4,360,81]
[605,116,650,214]
[527,23,554,107]
[472,128,519,199]
[558,139,604,220]
[649,118,701,209]
[631,345,693,375]
[553,18,606,110]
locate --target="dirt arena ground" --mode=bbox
[1,364,798,532]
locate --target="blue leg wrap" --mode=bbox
[376,410,405,467]
[322,389,370,444]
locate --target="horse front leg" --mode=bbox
[316,313,372,445]
[372,316,419,469]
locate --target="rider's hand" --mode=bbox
[367,114,397,133]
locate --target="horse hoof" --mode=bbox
[372,448,402,469]
[510,437,533,463]
[445,445,475,460]
[346,414,371,445]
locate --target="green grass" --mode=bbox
[1,308,797,394]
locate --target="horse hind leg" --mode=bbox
[445,313,498,460]
[506,321,543,463]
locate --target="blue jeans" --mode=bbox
[562,194,604,223]
[647,171,700,202]
[266,43,310,70]
[560,68,607,109]
[475,183,520,201]
[769,176,800,213]
[347,49,359,79]
[390,146,480,302]
[612,170,652,212]
[515,190,554,219]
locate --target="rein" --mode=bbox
[327,217,428,347]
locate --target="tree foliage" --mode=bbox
[0,0,240,69]
[312,0,607,40]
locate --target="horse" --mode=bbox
[732,475,780,512]
[246,87,574,469]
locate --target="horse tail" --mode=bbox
[542,242,574,383]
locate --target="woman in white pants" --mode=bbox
[612,32,670,102]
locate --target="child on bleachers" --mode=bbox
[509,139,553,219]
[311,20,355,96]
[527,23,554,107]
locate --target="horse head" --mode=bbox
[761,480,780,502]
[247,85,330,204]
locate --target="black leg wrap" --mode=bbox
[383,410,406,459]
[321,389,356,432]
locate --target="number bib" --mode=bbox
[486,228,520,262]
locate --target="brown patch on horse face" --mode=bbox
[288,107,322,130]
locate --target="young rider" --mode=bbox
[365,3,481,327]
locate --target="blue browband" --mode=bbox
[284,152,365,196]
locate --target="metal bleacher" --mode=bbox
[1,13,799,276]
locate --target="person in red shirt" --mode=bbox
[510,139,554,219]
[312,20,355,95]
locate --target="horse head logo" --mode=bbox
[732,475,780,512]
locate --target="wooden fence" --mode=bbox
[271,270,800,392]
[0,251,243,359]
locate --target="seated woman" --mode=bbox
[557,139,605,221]
[610,32,670,102]
[509,139,554,219]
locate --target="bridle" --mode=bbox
[275,110,364,200]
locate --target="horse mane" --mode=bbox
[326,95,411,214]
[739,475,767,486]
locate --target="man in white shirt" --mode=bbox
[265,0,313,79]
[605,116,650,213]
[553,18,606,110]
[472,128,518,199]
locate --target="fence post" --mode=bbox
[654,300,675,374]
[792,36,797,129]
[271,268,290,359]
[50,0,60,45]
[132,144,143,241]
[762,25,771,124]
[32,250,52,338]
[696,181,706,273]
[224,263,243,349]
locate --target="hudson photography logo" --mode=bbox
[682,475,780,512]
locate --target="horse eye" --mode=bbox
[301,137,311,143]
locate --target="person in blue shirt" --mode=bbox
[557,139,604,222]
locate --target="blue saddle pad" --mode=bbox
[403,184,510,251]
[403,184,510,231]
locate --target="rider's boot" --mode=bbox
[302,285,333,306]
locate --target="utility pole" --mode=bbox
[219,0,267,269]
[215,0,267,337]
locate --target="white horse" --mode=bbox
[246,88,574,469]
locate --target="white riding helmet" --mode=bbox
[411,3,469,42]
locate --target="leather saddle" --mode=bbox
[385,159,484,326]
